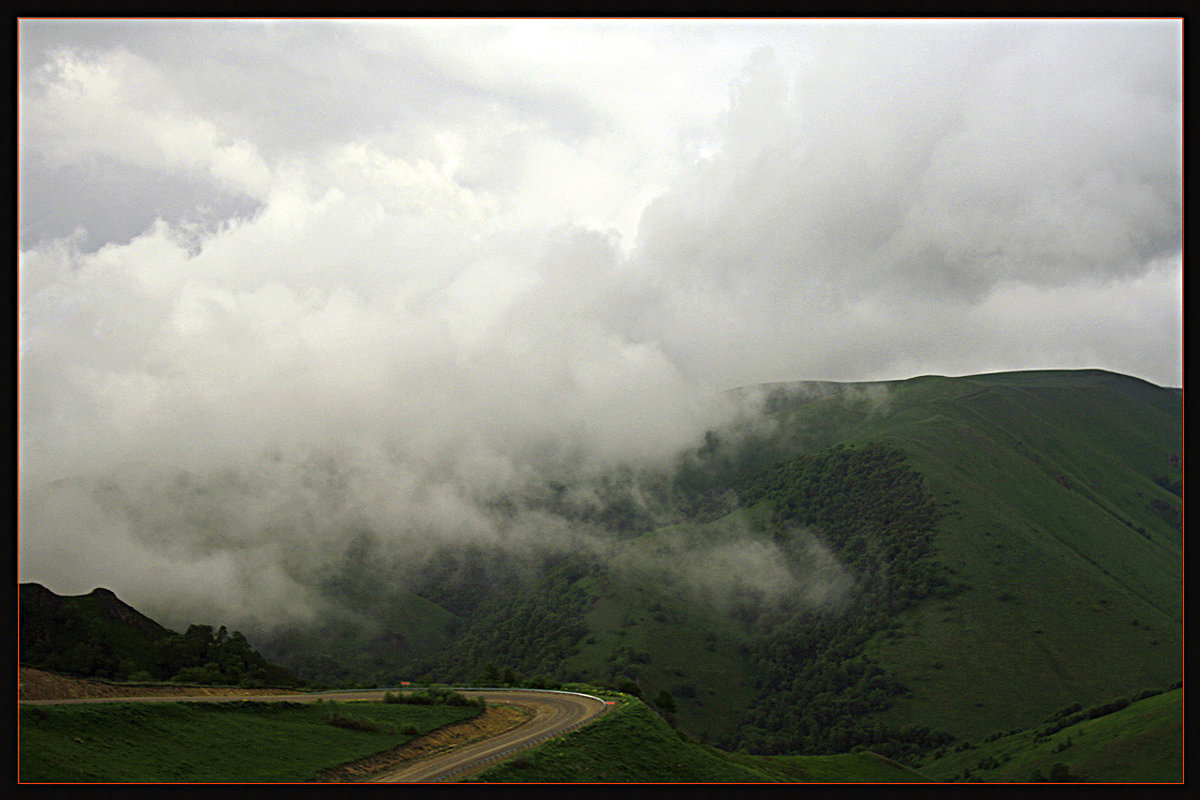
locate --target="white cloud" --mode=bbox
[17,20,1182,629]
[22,47,273,200]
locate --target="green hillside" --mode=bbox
[469,694,933,783]
[503,373,1172,750]
[376,371,1179,760]
[24,369,1181,774]
[831,371,1183,738]
[916,686,1183,783]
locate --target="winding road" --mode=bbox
[20,687,610,783]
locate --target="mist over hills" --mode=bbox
[16,24,1183,780]
[18,368,1182,760]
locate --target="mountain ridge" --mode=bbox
[18,582,302,689]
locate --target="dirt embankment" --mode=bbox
[18,666,302,701]
[309,704,533,782]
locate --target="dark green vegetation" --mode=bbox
[17,698,482,782]
[732,444,957,759]
[381,685,481,706]
[469,695,932,783]
[20,583,301,688]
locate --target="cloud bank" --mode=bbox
[18,20,1182,631]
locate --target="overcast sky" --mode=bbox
[17,19,1184,625]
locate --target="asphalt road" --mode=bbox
[20,687,610,782]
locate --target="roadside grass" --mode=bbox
[18,699,482,783]
[469,696,931,783]
[916,688,1183,783]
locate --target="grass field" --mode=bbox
[18,699,482,783]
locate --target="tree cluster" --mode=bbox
[729,443,959,760]
[152,624,302,687]
[409,549,600,685]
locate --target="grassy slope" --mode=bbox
[561,509,772,742]
[916,688,1184,783]
[511,370,1183,748]
[18,700,481,783]
[557,370,1182,746]
[470,695,932,783]
[841,371,1183,738]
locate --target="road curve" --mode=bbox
[371,689,609,782]
[20,687,610,783]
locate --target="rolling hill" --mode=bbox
[815,370,1183,739]
[326,369,1183,754]
[19,369,1183,769]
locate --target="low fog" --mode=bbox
[18,20,1181,635]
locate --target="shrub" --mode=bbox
[327,713,380,733]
